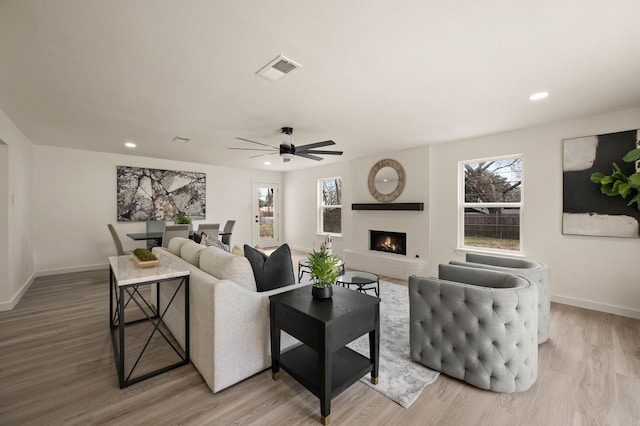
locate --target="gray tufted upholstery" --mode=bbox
[409,264,538,393]
[449,253,550,344]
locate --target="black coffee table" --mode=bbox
[270,285,380,425]
[336,270,380,297]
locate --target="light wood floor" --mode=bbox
[1,263,639,425]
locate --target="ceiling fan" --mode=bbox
[229,127,343,162]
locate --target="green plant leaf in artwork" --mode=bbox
[590,172,605,183]
[618,182,631,198]
[622,148,640,163]
[590,142,640,211]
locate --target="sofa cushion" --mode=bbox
[181,240,206,266]
[199,246,257,291]
[244,244,296,292]
[167,237,191,256]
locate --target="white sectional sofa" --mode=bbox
[152,237,305,393]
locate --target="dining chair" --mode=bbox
[221,220,235,246]
[198,223,220,240]
[146,220,166,249]
[162,224,190,248]
[107,224,127,256]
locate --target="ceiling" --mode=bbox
[1,1,640,171]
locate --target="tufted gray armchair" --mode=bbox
[449,253,550,344]
[409,264,539,393]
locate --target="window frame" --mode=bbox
[318,176,342,237]
[458,154,524,255]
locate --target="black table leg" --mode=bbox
[270,303,281,380]
[320,327,332,425]
[369,304,380,384]
[118,286,126,387]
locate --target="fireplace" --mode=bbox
[369,230,407,256]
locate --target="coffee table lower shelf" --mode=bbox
[279,345,373,399]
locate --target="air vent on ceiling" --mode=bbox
[255,55,302,81]
[172,136,191,144]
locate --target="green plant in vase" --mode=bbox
[174,212,191,224]
[307,250,340,299]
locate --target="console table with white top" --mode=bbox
[109,254,190,388]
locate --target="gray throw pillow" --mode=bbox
[244,244,295,292]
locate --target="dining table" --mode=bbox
[126,231,231,248]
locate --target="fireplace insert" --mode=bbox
[369,230,407,255]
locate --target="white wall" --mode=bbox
[349,147,430,261]
[283,146,430,262]
[283,161,353,254]
[284,108,640,318]
[0,110,35,311]
[0,142,8,305]
[430,107,640,319]
[33,146,282,274]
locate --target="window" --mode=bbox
[459,155,523,252]
[318,177,342,235]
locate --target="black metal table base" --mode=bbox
[109,267,189,388]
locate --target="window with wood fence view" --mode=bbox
[461,156,522,251]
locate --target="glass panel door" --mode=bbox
[252,182,278,247]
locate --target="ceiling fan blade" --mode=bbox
[228,147,278,152]
[303,149,343,156]
[295,140,335,151]
[295,152,324,161]
[235,137,279,149]
[249,152,278,159]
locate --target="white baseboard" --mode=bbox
[1,264,109,311]
[0,271,36,312]
[288,245,312,254]
[34,263,108,277]
[551,293,640,320]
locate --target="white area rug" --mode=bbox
[345,281,439,408]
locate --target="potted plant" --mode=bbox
[174,212,193,233]
[174,212,191,224]
[307,250,341,299]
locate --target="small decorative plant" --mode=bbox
[307,250,340,288]
[174,212,191,224]
[132,248,157,261]
[590,142,640,210]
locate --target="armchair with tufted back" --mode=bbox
[409,264,539,393]
[449,253,550,344]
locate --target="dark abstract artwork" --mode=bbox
[117,166,206,222]
[563,129,640,237]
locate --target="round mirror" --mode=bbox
[368,159,405,202]
[374,167,399,195]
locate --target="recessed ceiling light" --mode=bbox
[264,161,271,165]
[172,136,191,144]
[124,142,136,148]
[529,91,549,101]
